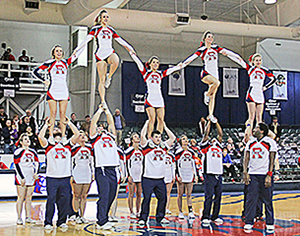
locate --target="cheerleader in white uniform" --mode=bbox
[71,131,94,224]
[180,31,242,123]
[32,45,80,144]
[74,9,135,108]
[227,53,276,142]
[175,135,198,219]
[164,151,175,215]
[129,52,183,138]
[125,132,144,218]
[14,133,39,225]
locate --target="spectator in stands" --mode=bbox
[0,106,8,128]
[113,109,126,146]
[0,156,8,169]
[3,47,16,61]
[2,119,16,154]
[25,126,39,149]
[21,110,38,135]
[269,116,281,142]
[222,147,237,182]
[19,116,31,135]
[12,114,20,132]
[18,49,30,78]
[66,113,81,139]
[1,42,7,58]
[226,137,237,158]
[235,142,245,172]
[80,115,91,135]
[11,123,18,144]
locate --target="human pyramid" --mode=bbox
[13,9,278,234]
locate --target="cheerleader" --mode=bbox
[71,131,94,224]
[175,135,198,219]
[14,133,39,225]
[129,51,183,138]
[227,53,277,142]
[180,31,242,123]
[74,9,134,108]
[125,132,143,218]
[32,45,80,145]
[164,151,175,215]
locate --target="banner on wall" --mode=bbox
[272,71,288,100]
[168,67,185,96]
[131,93,145,113]
[223,68,239,98]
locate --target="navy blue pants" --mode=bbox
[202,174,223,221]
[140,177,167,223]
[245,175,274,225]
[95,167,117,226]
[242,184,263,218]
[45,177,72,226]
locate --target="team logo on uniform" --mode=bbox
[101,136,114,148]
[210,147,222,158]
[183,153,192,161]
[153,149,164,161]
[207,51,217,61]
[25,153,34,162]
[254,70,264,80]
[252,147,264,159]
[101,29,111,39]
[150,74,160,84]
[133,152,142,162]
[80,150,90,159]
[54,148,67,159]
[55,64,65,74]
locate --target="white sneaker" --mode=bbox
[102,102,108,110]
[81,217,89,224]
[208,115,218,123]
[213,218,223,225]
[160,218,170,224]
[44,224,53,230]
[138,219,145,226]
[76,216,83,224]
[25,218,36,224]
[105,74,112,89]
[202,219,211,225]
[165,209,172,215]
[188,212,195,219]
[136,212,141,218]
[204,91,210,106]
[96,222,113,230]
[16,218,23,225]
[48,136,55,145]
[266,225,275,233]
[61,136,67,145]
[178,212,185,219]
[130,213,136,219]
[244,224,253,230]
[59,223,68,229]
[109,216,118,222]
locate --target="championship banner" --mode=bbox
[131,93,145,113]
[272,71,288,100]
[168,66,185,96]
[0,77,20,90]
[223,68,239,98]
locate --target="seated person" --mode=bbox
[222,147,237,182]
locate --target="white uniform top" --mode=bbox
[14,148,39,186]
[116,147,126,184]
[32,53,79,101]
[245,136,277,175]
[125,146,144,183]
[164,152,175,184]
[130,52,183,108]
[175,147,197,183]
[200,138,223,175]
[71,144,94,184]
[76,25,134,61]
[142,139,169,179]
[90,130,119,167]
[45,141,73,178]
[182,45,239,80]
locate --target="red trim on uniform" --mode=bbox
[246,93,255,103]
[144,99,153,108]
[61,60,68,69]
[46,91,55,100]
[45,145,54,155]
[195,51,201,56]
[144,71,153,82]
[142,147,153,156]
[216,46,223,52]
[201,48,208,60]
[48,61,56,73]
[261,141,270,151]
[15,176,21,185]
[249,141,257,150]
[39,64,48,70]
[201,144,211,154]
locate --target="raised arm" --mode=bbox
[164,122,176,147]
[104,108,116,136]
[202,120,211,142]
[181,50,200,68]
[163,63,184,77]
[129,51,146,74]
[215,122,223,143]
[114,37,135,53]
[222,48,249,70]
[38,118,50,148]
[90,105,104,137]
[64,116,80,144]
[140,120,149,146]
[73,34,94,58]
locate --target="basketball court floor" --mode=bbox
[0,191,299,235]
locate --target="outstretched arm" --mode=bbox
[104,108,116,136]
[202,120,211,142]
[163,64,184,77]
[164,122,176,147]
[140,120,149,146]
[64,117,80,144]
[216,122,223,143]
[221,48,249,70]
[114,37,135,54]
[129,51,146,74]
[73,34,94,58]
[90,105,104,137]
[181,52,200,68]
[38,118,50,148]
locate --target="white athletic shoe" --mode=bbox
[81,217,89,224]
[244,224,253,230]
[160,218,170,224]
[165,209,172,215]
[61,136,67,145]
[16,218,23,225]
[109,216,118,222]
[130,213,136,219]
[25,218,36,224]
[96,221,113,230]
[201,219,211,225]
[266,224,275,233]
[59,223,68,229]
[76,216,83,224]
[44,224,53,230]
[213,218,223,225]
[204,91,210,106]
[208,115,218,123]
[102,102,108,110]
[48,136,55,145]
[104,74,112,89]
[136,212,141,218]
[138,219,146,226]
[178,212,185,219]
[188,212,195,219]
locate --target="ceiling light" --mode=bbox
[264,0,277,4]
